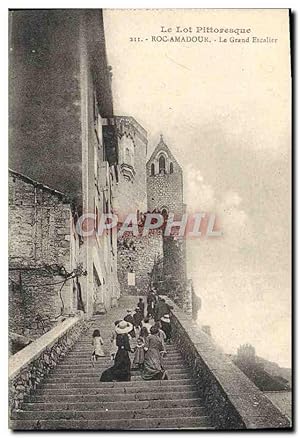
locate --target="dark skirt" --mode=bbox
[161,321,172,341]
[100,348,131,382]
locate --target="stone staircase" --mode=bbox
[10,297,214,430]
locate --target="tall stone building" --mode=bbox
[9,10,120,343]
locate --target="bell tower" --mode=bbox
[146,135,185,215]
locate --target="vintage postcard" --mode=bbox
[8,8,292,430]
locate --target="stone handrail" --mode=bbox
[163,296,291,430]
[9,316,88,412]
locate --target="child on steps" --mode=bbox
[91,329,105,366]
[132,337,145,370]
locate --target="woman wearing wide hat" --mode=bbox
[100,320,133,382]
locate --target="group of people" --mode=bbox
[91,293,173,382]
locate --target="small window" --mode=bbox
[151,163,155,176]
[159,155,166,173]
[170,162,174,174]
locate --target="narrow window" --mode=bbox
[170,162,174,174]
[95,206,99,231]
[151,163,155,176]
[159,155,166,173]
[125,147,130,163]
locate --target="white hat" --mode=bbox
[161,314,171,323]
[115,320,133,334]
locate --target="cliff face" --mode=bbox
[228,353,291,392]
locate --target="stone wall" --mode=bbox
[164,296,291,429]
[9,171,81,340]
[9,171,74,266]
[147,172,184,215]
[162,236,188,308]
[117,231,163,296]
[9,271,75,339]
[9,316,89,413]
[9,10,83,205]
[146,137,185,215]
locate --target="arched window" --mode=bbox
[151,163,155,176]
[159,155,166,174]
[170,162,174,174]
[120,135,134,169]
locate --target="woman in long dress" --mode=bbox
[160,314,172,342]
[100,321,133,382]
[110,320,121,361]
[142,325,168,380]
[154,321,167,356]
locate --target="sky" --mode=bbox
[103,9,291,367]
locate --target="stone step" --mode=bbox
[64,352,110,356]
[57,357,185,364]
[56,363,186,370]
[69,343,179,348]
[44,373,191,383]
[30,389,200,403]
[61,353,183,359]
[10,416,214,430]
[35,383,198,395]
[48,365,189,377]
[13,406,206,421]
[65,353,182,358]
[22,397,203,411]
[63,356,183,362]
[74,340,177,350]
[55,360,187,373]
[71,343,171,348]
[50,367,188,376]
[72,345,179,352]
[73,341,177,347]
[36,378,195,390]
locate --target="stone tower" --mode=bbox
[146,136,191,313]
[113,116,148,218]
[146,135,185,216]
[115,119,164,297]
